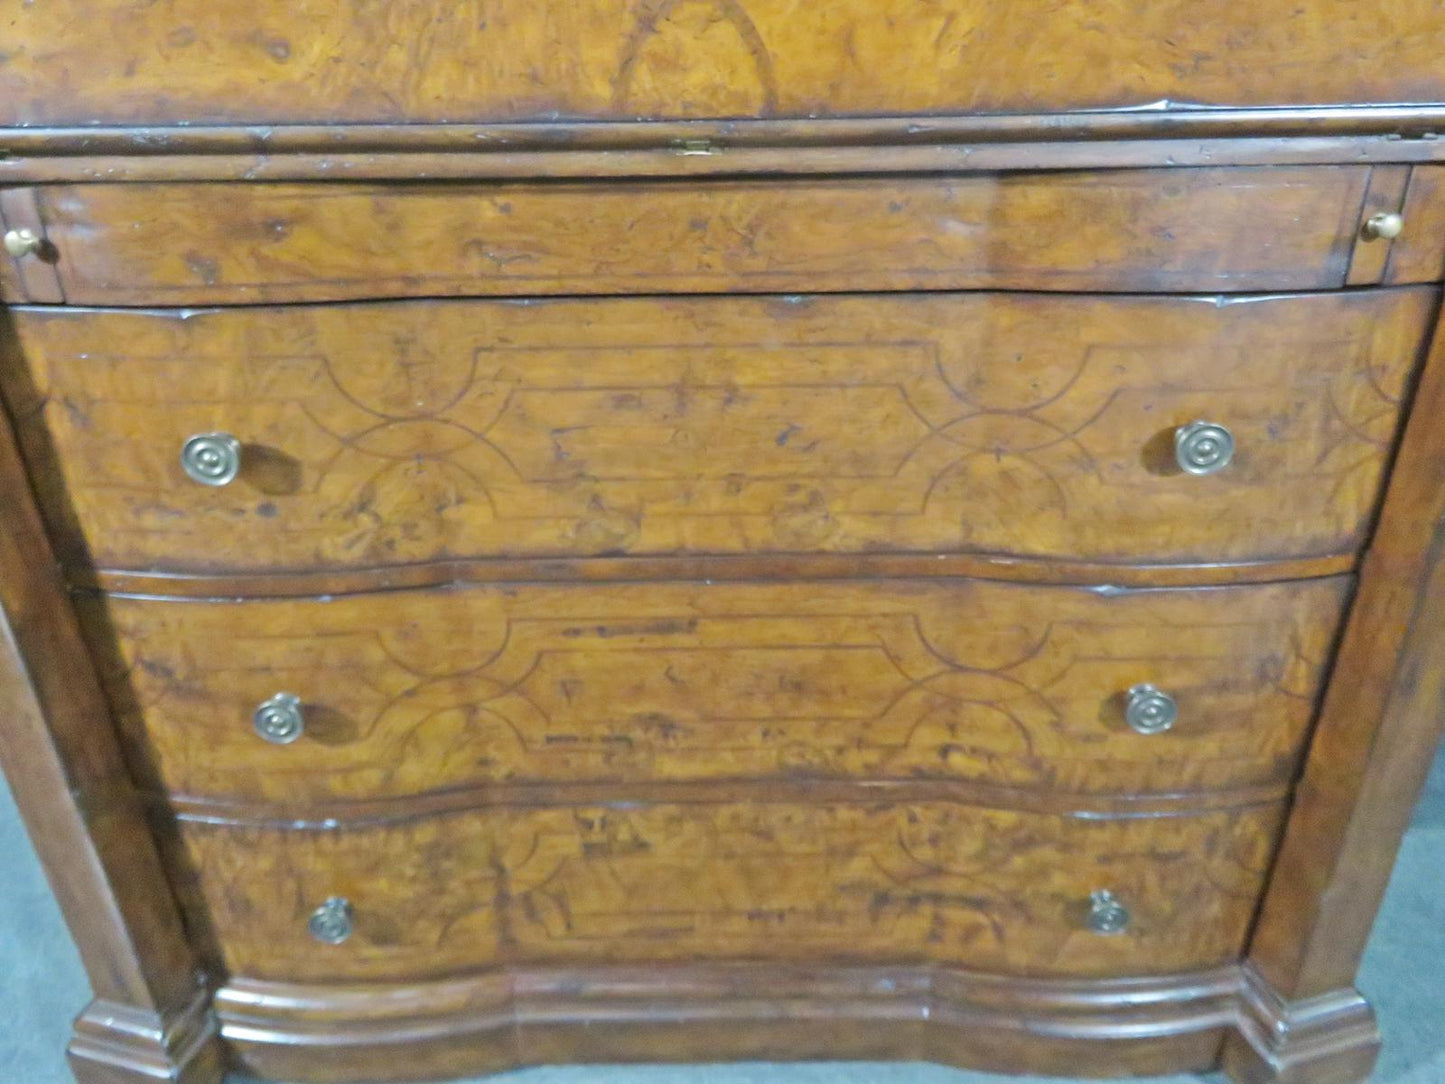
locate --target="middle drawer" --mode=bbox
[6,287,1433,574]
[89,575,1350,804]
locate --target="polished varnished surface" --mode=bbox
[166,799,1284,984]
[4,8,1445,1084]
[7,288,1433,573]
[8,167,1424,305]
[5,0,1445,126]
[92,577,1348,803]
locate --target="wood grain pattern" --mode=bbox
[5,0,1445,126]
[89,577,1349,803]
[7,289,1433,575]
[18,168,1387,305]
[166,800,1285,984]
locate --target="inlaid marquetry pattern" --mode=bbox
[170,800,1284,983]
[10,289,1431,573]
[96,577,1348,803]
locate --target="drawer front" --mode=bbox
[3,0,1443,126]
[169,800,1285,983]
[95,577,1349,802]
[8,168,1394,304]
[11,290,1432,574]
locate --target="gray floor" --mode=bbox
[3,749,1442,1084]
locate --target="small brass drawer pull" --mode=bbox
[3,228,42,259]
[1174,420,1235,476]
[254,692,304,744]
[308,897,354,945]
[1087,890,1131,935]
[1125,684,1177,735]
[1362,211,1405,241]
[181,432,242,486]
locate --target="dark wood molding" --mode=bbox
[3,106,1445,184]
[8,104,1445,151]
[164,779,1291,830]
[216,963,1241,1083]
[83,551,1358,600]
[0,312,223,1080]
[6,134,1445,184]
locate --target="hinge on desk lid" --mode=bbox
[0,187,65,304]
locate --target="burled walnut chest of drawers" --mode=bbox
[3,5,1445,1084]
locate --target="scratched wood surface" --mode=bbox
[88,576,1349,803]
[7,289,1432,576]
[3,0,1445,126]
[165,799,1285,983]
[11,167,1394,305]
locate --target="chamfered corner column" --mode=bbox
[0,316,225,1084]
[1221,295,1445,1084]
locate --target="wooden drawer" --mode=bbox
[168,799,1285,983]
[93,576,1349,803]
[8,288,1431,573]
[5,166,1434,305]
[4,0,1444,126]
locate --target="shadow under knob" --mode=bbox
[1174,420,1235,476]
[181,432,242,486]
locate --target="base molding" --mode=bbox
[1220,964,1381,1084]
[56,962,1383,1084]
[215,963,1240,1083]
[67,988,224,1084]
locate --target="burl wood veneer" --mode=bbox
[2,5,1445,1084]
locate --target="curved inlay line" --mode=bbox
[84,550,1357,601]
[161,776,1291,830]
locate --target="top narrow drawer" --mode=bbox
[3,167,1429,305]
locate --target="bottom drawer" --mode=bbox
[168,800,1284,984]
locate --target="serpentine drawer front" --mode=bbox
[6,287,1433,572]
[4,7,1445,1084]
[166,801,1286,983]
[90,577,1349,802]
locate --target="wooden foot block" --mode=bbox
[67,991,225,1084]
[1221,965,1381,1084]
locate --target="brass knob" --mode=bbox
[180,433,242,486]
[1125,684,1177,735]
[1174,420,1235,476]
[1087,890,1130,935]
[3,228,42,259]
[308,897,353,944]
[1362,212,1405,241]
[254,692,304,744]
